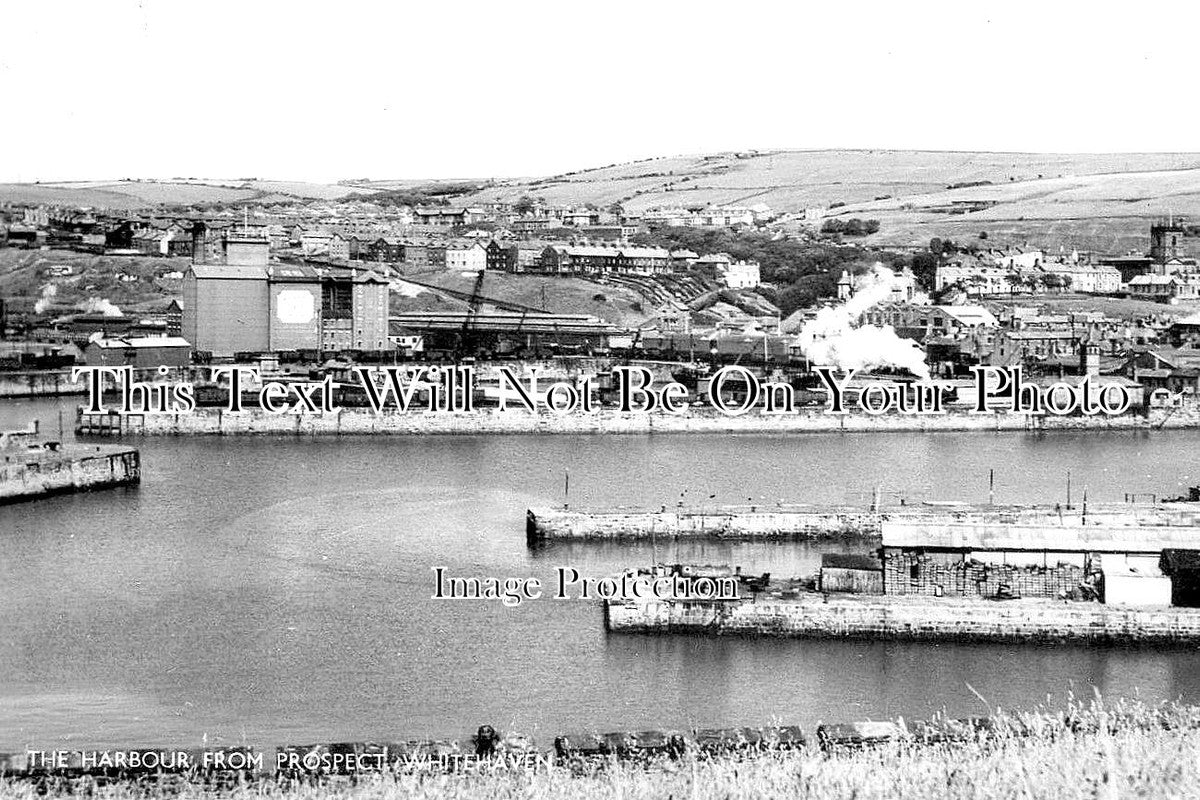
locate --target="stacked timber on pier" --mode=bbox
[0,427,140,504]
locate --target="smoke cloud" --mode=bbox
[33,284,57,314]
[82,297,123,317]
[796,263,931,380]
[392,279,426,298]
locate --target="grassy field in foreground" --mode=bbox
[4,698,1200,799]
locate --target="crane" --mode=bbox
[623,327,644,366]
[455,269,486,361]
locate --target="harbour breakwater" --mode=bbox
[527,505,883,542]
[0,443,140,504]
[72,401,1200,436]
[526,502,1200,542]
[604,592,1200,644]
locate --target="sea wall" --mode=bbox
[73,401,1200,436]
[0,370,86,398]
[527,506,882,542]
[0,446,140,504]
[604,594,1200,643]
[527,503,1200,543]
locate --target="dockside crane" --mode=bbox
[623,327,644,366]
[455,269,487,361]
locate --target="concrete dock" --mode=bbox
[604,590,1200,644]
[526,501,1200,543]
[0,432,140,504]
[526,505,885,542]
[69,399,1200,435]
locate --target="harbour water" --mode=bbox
[3,396,1200,751]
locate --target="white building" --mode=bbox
[720,259,762,289]
[300,231,334,256]
[445,241,488,272]
[935,264,1012,296]
[841,267,919,301]
[993,250,1044,270]
[1040,262,1121,294]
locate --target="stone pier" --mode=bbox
[0,443,141,504]
[526,506,883,542]
[605,593,1200,644]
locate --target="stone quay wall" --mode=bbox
[70,400,1200,436]
[604,594,1200,644]
[526,506,882,542]
[0,446,140,504]
[0,370,86,398]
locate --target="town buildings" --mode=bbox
[539,245,674,275]
[1041,261,1122,294]
[862,303,998,341]
[1127,273,1200,303]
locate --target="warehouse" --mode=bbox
[182,262,391,358]
[321,269,390,352]
[182,265,271,357]
[390,311,618,357]
[268,264,322,351]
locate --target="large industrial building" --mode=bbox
[182,227,390,357]
[389,311,618,357]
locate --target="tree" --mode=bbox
[910,251,939,290]
[821,218,879,236]
[513,195,537,216]
[1042,274,1072,293]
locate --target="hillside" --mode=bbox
[0,179,373,209]
[392,268,656,327]
[464,150,1200,252]
[11,151,1200,252]
[0,249,181,317]
[463,150,1200,206]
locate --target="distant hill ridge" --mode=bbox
[8,150,1200,252]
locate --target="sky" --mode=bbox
[2,0,1198,183]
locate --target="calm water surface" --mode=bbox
[2,397,1199,750]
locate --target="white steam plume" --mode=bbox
[797,263,931,380]
[82,297,123,317]
[33,284,57,314]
